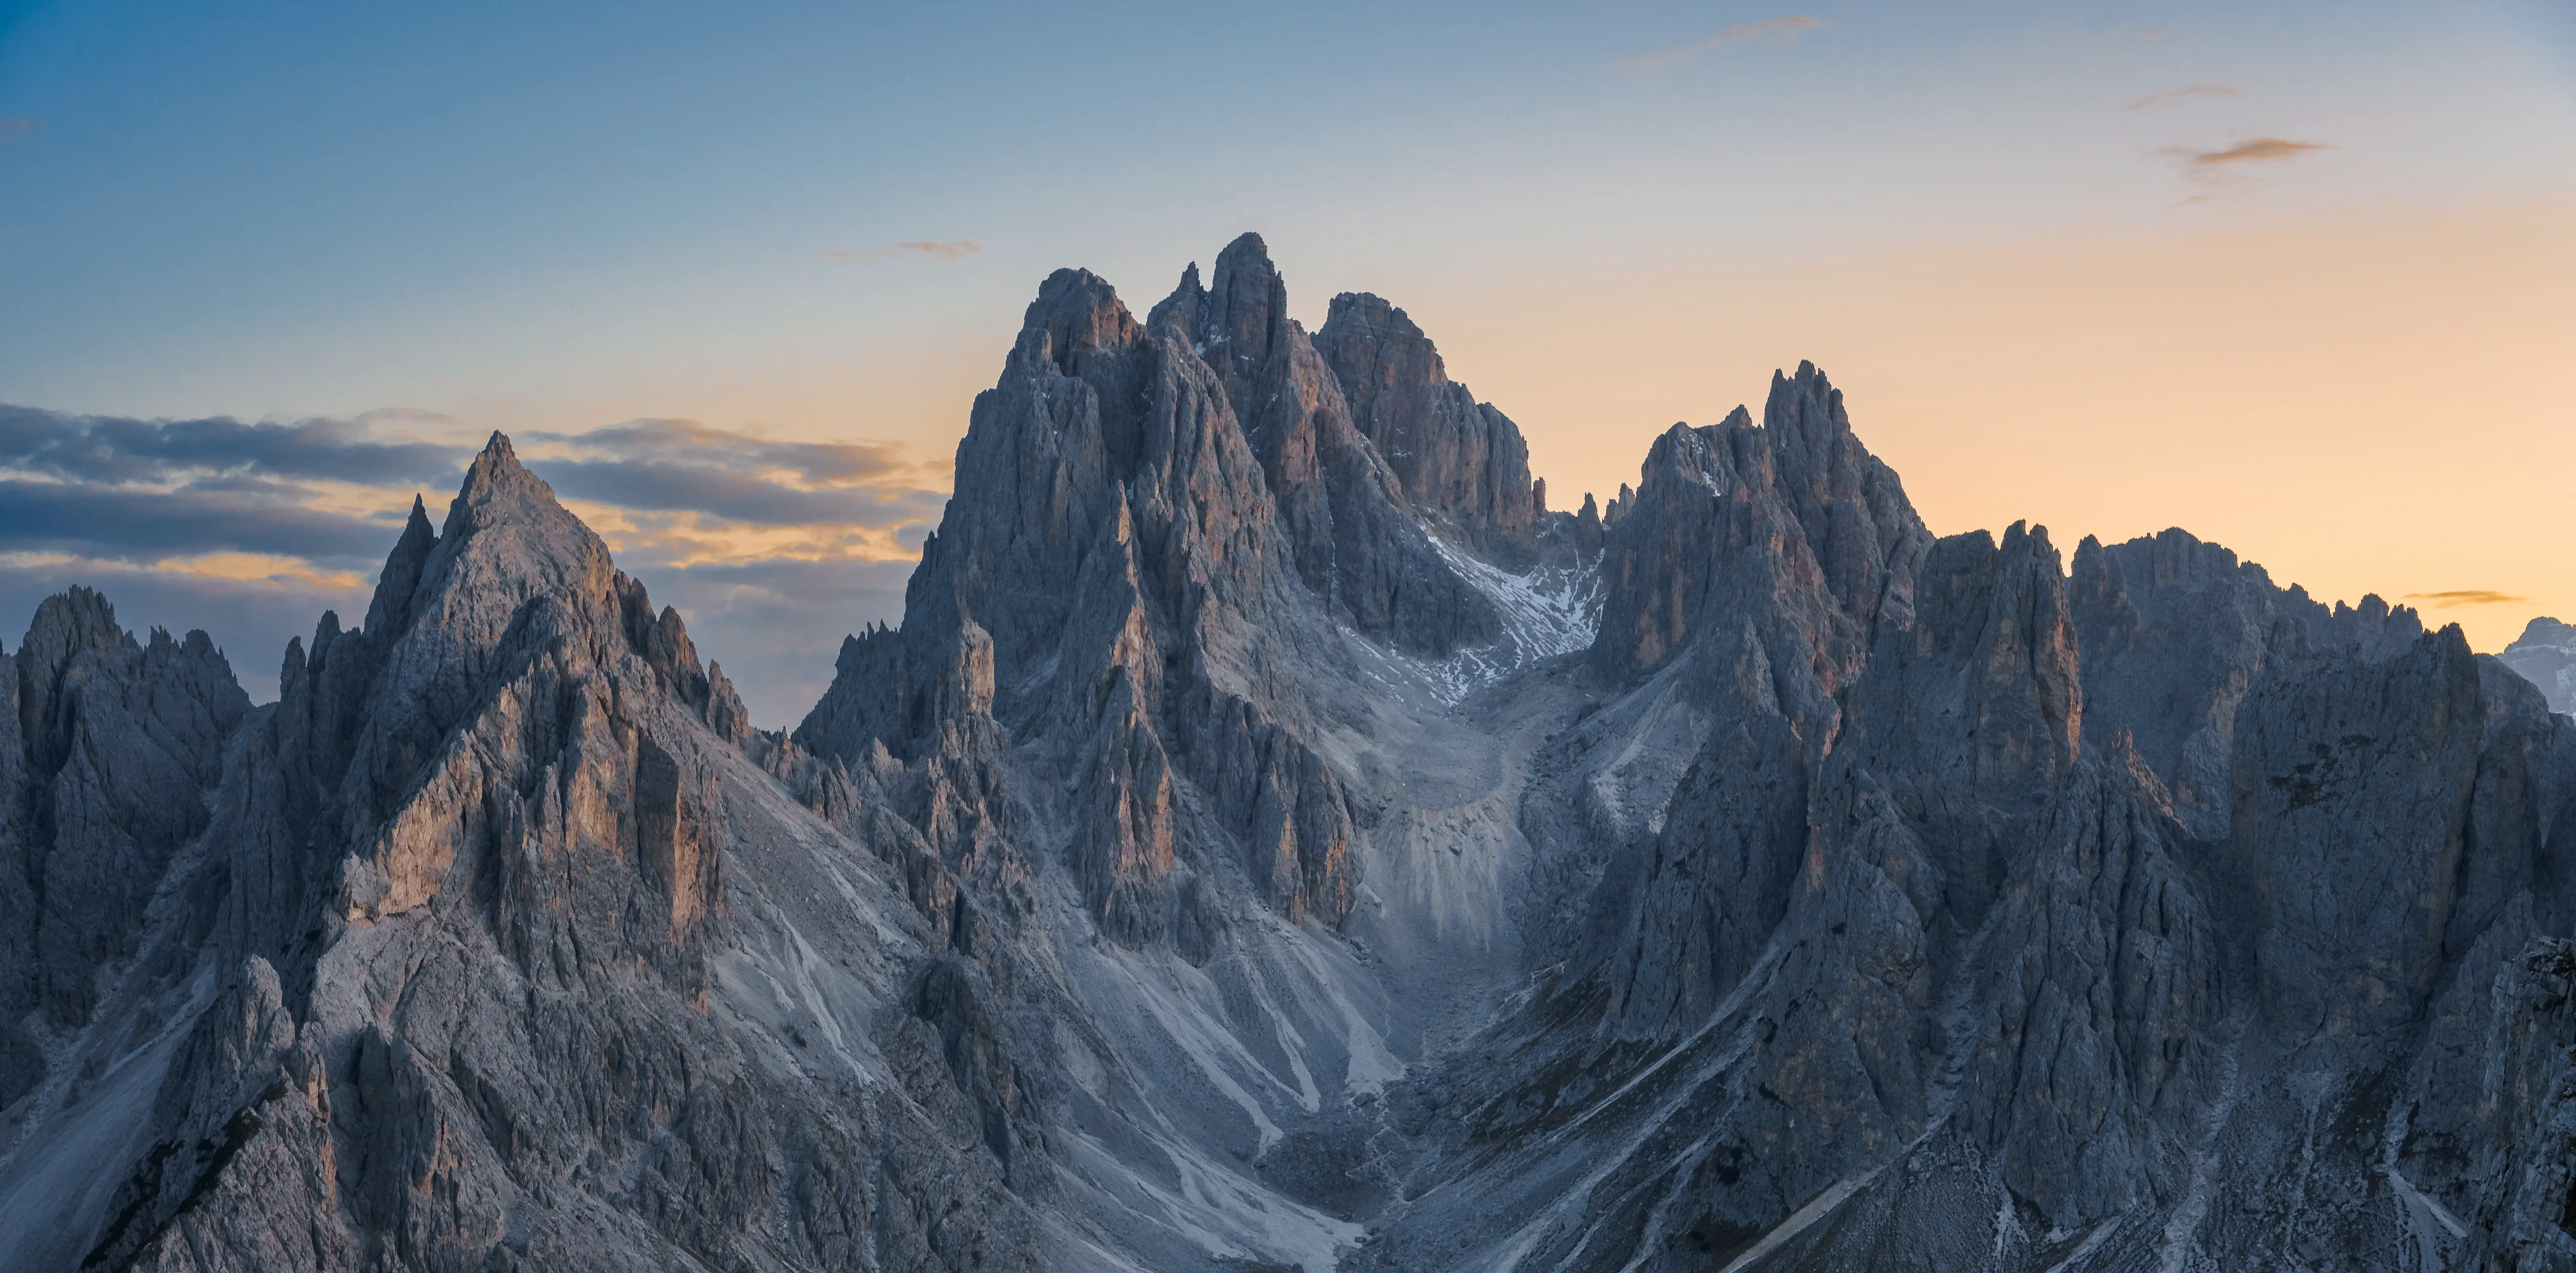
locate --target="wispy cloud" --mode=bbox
[815,239,983,262]
[2127,83,2241,111]
[2405,589,2526,608]
[2182,137,2327,167]
[0,118,31,144]
[2157,136,2330,204]
[1615,16,1823,70]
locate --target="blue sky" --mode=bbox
[2,1,2572,720]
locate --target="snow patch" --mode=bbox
[1396,538,1599,704]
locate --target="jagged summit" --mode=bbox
[5,239,2576,1273]
[1589,371,1929,692]
[1313,289,1543,552]
[1013,267,1139,377]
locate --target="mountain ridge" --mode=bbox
[1,235,2571,1273]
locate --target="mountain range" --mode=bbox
[3,234,2573,1272]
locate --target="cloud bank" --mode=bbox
[0,406,941,724]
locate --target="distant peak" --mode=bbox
[2513,615,2576,647]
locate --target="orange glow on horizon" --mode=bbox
[1419,201,2576,653]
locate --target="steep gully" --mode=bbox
[0,233,2572,1271]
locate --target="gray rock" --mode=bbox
[7,236,2576,1273]
[0,588,247,1111]
[1312,290,1540,559]
[0,435,1045,1273]
[2466,938,2576,1270]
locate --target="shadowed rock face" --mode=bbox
[0,590,247,1109]
[4,237,2576,1273]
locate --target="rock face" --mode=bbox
[0,438,1037,1273]
[5,236,2576,1273]
[0,591,247,1112]
[2468,938,2576,1270]
[1312,291,1541,558]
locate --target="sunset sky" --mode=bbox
[2,0,2571,722]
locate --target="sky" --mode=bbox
[1,0,2571,723]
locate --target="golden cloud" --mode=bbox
[156,552,367,589]
[2188,137,2327,167]
[2404,590,2527,608]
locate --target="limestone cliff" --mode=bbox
[5,237,2575,1273]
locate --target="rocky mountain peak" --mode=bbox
[1201,231,1288,365]
[1314,289,1543,553]
[361,495,438,637]
[1013,267,1140,378]
[1761,360,1923,639]
[15,586,128,774]
[452,428,552,512]
[1762,359,1849,451]
[2522,616,2576,645]
[1592,372,1928,695]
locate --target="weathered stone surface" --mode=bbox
[1589,361,1929,702]
[1148,234,1502,656]
[0,588,247,1110]
[0,435,1043,1273]
[795,246,1398,939]
[7,237,2576,1273]
[2467,938,2576,1270]
[1312,290,1540,557]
